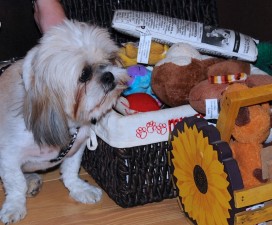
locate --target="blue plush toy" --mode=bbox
[123,65,161,104]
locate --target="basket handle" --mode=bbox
[216,84,272,142]
[86,128,98,151]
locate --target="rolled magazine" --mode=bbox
[112,10,258,62]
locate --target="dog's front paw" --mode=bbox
[24,173,43,197]
[69,180,102,204]
[0,202,26,224]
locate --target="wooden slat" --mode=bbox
[217,84,272,142]
[216,91,241,143]
[235,203,272,225]
[234,182,272,208]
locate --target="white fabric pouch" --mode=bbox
[91,105,198,148]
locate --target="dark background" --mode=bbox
[0,0,271,61]
[0,0,41,61]
[216,0,272,41]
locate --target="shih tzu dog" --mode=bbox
[0,20,128,224]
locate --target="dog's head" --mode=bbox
[22,20,129,147]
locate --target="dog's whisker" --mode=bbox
[116,84,128,90]
[100,93,108,106]
[84,82,87,94]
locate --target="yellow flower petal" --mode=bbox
[202,144,214,167]
[172,134,194,169]
[178,181,196,197]
[172,149,193,174]
[182,194,194,213]
[212,199,230,224]
[172,136,184,158]
[206,160,225,175]
[208,173,230,190]
[188,126,197,153]
[209,194,227,224]
[209,186,231,209]
[181,132,193,155]
[212,205,228,225]
[190,192,201,220]
[198,204,206,225]
[203,198,217,225]
[173,165,191,181]
[196,132,205,164]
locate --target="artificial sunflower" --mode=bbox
[171,121,232,225]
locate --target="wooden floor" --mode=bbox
[0,168,191,225]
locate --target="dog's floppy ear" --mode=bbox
[22,46,38,91]
[22,47,71,148]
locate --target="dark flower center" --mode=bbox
[193,165,208,194]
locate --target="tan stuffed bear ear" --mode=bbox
[235,107,250,126]
[207,59,251,77]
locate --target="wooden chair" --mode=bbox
[217,84,272,225]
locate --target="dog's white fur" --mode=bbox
[0,20,128,224]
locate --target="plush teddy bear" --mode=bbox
[189,58,272,114]
[151,42,223,107]
[221,83,271,188]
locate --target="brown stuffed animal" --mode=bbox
[151,43,223,107]
[189,59,272,114]
[223,83,271,188]
[188,59,251,114]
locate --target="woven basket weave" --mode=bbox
[61,0,219,207]
[82,137,175,207]
[61,0,218,44]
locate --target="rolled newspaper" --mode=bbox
[112,10,258,62]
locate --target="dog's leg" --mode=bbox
[24,173,43,197]
[60,145,102,204]
[0,164,27,224]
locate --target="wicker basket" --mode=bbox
[61,0,218,44]
[80,103,198,208]
[82,138,175,207]
[61,0,219,207]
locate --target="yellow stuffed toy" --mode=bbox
[118,41,169,67]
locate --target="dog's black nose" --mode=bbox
[101,72,116,93]
[101,72,114,85]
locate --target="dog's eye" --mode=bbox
[79,66,93,83]
[98,64,108,70]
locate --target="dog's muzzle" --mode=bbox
[101,71,116,93]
